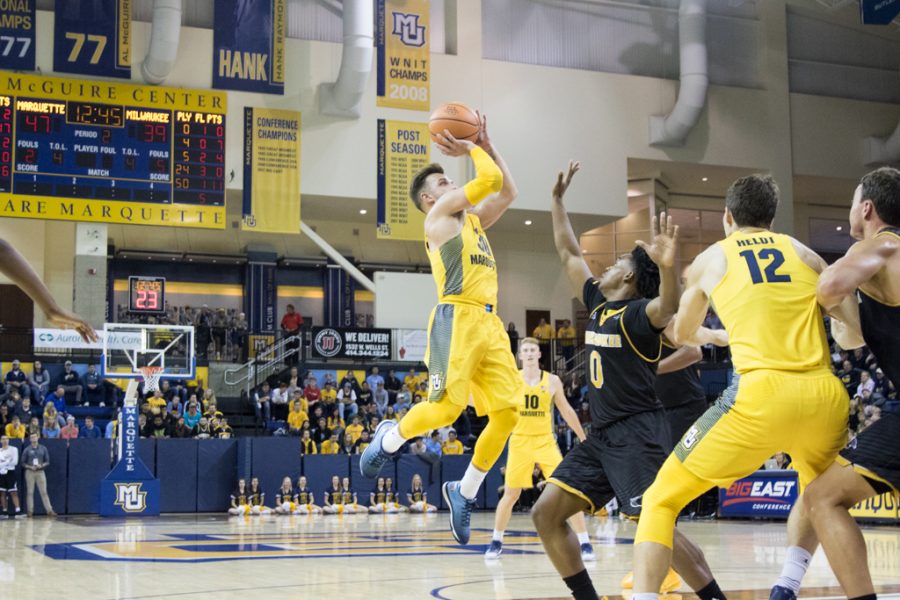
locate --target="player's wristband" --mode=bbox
[463,146,503,205]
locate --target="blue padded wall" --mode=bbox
[439,455,485,509]
[196,439,237,512]
[484,463,504,509]
[395,454,440,509]
[14,439,69,515]
[66,439,111,514]
[349,455,385,507]
[302,455,349,503]
[157,439,198,512]
[250,438,302,501]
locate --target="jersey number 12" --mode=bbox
[739,248,792,284]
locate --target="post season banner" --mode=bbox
[213,0,285,94]
[376,0,429,110]
[242,107,300,233]
[0,0,35,71]
[54,0,131,79]
[377,119,428,241]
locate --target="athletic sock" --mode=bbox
[381,425,407,454]
[576,531,590,545]
[697,579,727,600]
[563,569,597,600]
[492,530,504,543]
[775,546,812,593]
[459,463,487,499]
[849,595,876,600]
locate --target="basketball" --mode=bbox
[428,102,481,144]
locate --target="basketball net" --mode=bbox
[139,366,164,393]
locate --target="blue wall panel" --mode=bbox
[251,438,302,501]
[139,439,156,476]
[439,455,485,509]
[302,455,349,503]
[396,455,440,509]
[157,439,198,512]
[14,439,69,516]
[196,439,237,512]
[66,439,111,514]
[484,463,504,510]
[349,455,385,507]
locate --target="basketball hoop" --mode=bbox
[139,366,165,393]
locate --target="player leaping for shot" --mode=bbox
[361,113,521,545]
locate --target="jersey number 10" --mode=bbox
[524,394,540,410]
[739,248,792,284]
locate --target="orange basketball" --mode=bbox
[428,102,480,144]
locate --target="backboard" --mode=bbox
[102,324,196,384]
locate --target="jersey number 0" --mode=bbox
[589,350,604,388]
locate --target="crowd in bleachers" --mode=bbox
[832,343,896,436]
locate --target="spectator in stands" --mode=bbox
[167,394,184,417]
[393,391,410,414]
[838,359,861,397]
[232,312,249,362]
[532,318,554,370]
[339,432,356,455]
[442,429,464,455]
[184,403,202,430]
[45,385,66,415]
[425,430,443,457]
[303,376,321,413]
[200,387,218,411]
[290,389,307,413]
[320,431,340,454]
[271,381,291,421]
[873,367,889,398]
[59,361,82,405]
[41,416,60,439]
[366,367,384,393]
[280,304,303,367]
[254,382,272,424]
[340,371,362,396]
[137,414,148,437]
[212,308,229,360]
[507,321,520,355]
[0,434,22,518]
[105,412,118,439]
[28,361,51,403]
[5,415,25,441]
[204,403,223,422]
[82,365,106,407]
[300,429,317,454]
[366,415,381,435]
[285,367,302,396]
[147,390,167,413]
[79,416,102,439]
[577,400,591,426]
[21,432,55,517]
[385,369,402,403]
[172,416,194,438]
[336,382,357,421]
[0,404,8,430]
[5,360,30,400]
[195,417,214,439]
[413,381,427,404]
[354,430,371,454]
[864,405,881,429]
[60,416,79,440]
[404,369,421,394]
[312,416,329,447]
[384,405,398,423]
[557,319,576,369]
[407,473,436,513]
[373,382,389,417]
[25,417,40,439]
[327,412,344,438]
[287,400,309,435]
[16,396,37,425]
[345,415,363,444]
[320,382,337,416]
[215,417,233,438]
[856,370,876,400]
[357,381,373,411]
[41,402,63,429]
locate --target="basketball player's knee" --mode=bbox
[635,482,683,547]
[489,406,519,434]
[531,495,560,532]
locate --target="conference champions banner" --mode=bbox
[376,0,429,110]
[377,119,428,241]
[0,0,35,71]
[242,107,300,233]
[214,0,285,94]
[54,0,131,78]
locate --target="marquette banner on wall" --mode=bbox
[377,119,428,241]
[54,0,131,78]
[242,107,300,233]
[376,0,429,110]
[214,0,285,94]
[0,0,35,71]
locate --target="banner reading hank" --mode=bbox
[242,107,301,233]
[376,0,429,110]
[377,119,428,241]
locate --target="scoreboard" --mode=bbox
[128,276,165,314]
[0,72,227,229]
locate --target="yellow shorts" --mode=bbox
[505,434,562,489]
[425,302,520,416]
[674,369,848,489]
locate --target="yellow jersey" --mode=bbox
[428,213,498,307]
[710,231,830,374]
[287,410,308,430]
[513,371,554,437]
[442,439,464,455]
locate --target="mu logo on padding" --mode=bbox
[114,483,148,512]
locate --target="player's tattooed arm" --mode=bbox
[550,161,593,299]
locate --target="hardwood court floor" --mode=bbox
[2,512,899,599]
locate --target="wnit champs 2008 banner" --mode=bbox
[214,0,285,94]
[376,0,429,111]
[54,0,131,79]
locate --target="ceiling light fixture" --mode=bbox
[524,220,532,226]
[701,177,709,182]
[359,209,367,215]
[836,226,843,231]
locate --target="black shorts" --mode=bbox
[0,470,17,492]
[664,401,708,451]
[839,411,900,495]
[548,409,671,516]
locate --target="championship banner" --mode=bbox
[213,0,285,94]
[242,107,300,233]
[850,491,900,522]
[718,470,798,519]
[0,0,35,71]
[312,327,392,359]
[0,72,227,229]
[376,0,429,110]
[54,0,131,79]
[394,328,427,362]
[377,119,428,240]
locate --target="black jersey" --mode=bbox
[858,228,900,389]
[341,488,355,504]
[296,488,313,505]
[327,486,343,504]
[582,278,663,428]
[248,488,265,506]
[385,487,397,504]
[409,488,424,503]
[231,489,249,506]
[655,341,706,410]
[373,489,387,504]
[276,486,294,504]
